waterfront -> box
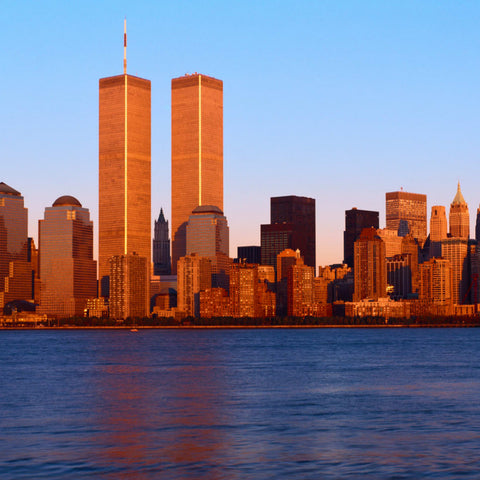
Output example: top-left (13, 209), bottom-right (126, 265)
top-left (1, 328), bottom-right (479, 479)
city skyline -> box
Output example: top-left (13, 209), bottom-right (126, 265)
top-left (3, 2), bottom-right (480, 266)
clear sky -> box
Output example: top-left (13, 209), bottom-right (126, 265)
top-left (2, 1), bottom-right (480, 267)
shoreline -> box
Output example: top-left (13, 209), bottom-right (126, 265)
top-left (1, 324), bottom-right (479, 330)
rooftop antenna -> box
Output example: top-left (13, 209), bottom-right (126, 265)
top-left (123, 17), bottom-right (127, 74)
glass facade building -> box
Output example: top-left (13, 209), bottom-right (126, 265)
top-left (38, 196), bottom-right (97, 317)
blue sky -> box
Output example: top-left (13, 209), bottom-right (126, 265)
top-left (2, 1), bottom-right (480, 266)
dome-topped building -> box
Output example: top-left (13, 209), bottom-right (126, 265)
top-left (449, 182), bottom-right (469, 239)
top-left (52, 196), bottom-right (82, 208)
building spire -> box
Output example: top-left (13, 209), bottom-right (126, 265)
top-left (123, 18), bottom-right (127, 75)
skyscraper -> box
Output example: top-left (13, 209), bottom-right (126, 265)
top-left (343, 208), bottom-right (379, 268)
top-left (449, 182), bottom-right (469, 239)
top-left (441, 238), bottom-right (469, 305)
top-left (171, 73), bottom-right (223, 273)
top-left (38, 196), bottom-right (97, 317)
top-left (353, 227), bottom-right (387, 301)
top-left (386, 190), bottom-right (427, 243)
top-left (186, 205), bottom-right (230, 289)
top-left (0, 183), bottom-right (34, 310)
top-left (430, 205), bottom-right (447, 258)
top-left (153, 208), bottom-right (171, 275)
top-left (261, 195), bottom-right (316, 269)
top-left (99, 22), bottom-right (151, 295)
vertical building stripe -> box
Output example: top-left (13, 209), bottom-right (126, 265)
top-left (124, 75), bottom-right (128, 254)
top-left (198, 75), bottom-right (202, 206)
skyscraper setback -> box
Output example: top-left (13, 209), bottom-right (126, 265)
top-left (171, 74), bottom-right (223, 273)
top-left (98, 23), bottom-right (151, 295)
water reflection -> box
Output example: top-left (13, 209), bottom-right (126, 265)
top-left (91, 332), bottom-right (232, 478)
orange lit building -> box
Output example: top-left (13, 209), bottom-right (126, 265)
top-left (177, 254), bottom-right (212, 317)
top-left (0, 183), bottom-right (36, 310)
top-left (449, 182), bottom-right (469, 239)
top-left (353, 227), bottom-right (387, 301)
top-left (287, 256), bottom-right (314, 317)
top-left (109, 253), bottom-right (149, 319)
top-left (229, 263), bottom-right (259, 318)
top-left (419, 257), bottom-right (452, 307)
top-left (386, 190), bottom-right (427, 243)
top-left (430, 205), bottom-right (447, 258)
top-left (38, 196), bottom-right (97, 317)
top-left (200, 287), bottom-right (230, 318)
top-left (171, 74), bottom-right (223, 273)
top-left (186, 205), bottom-right (230, 289)
top-left (99, 32), bottom-right (151, 296)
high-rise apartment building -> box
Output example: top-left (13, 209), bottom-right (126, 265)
top-left (353, 227), bottom-right (387, 301)
top-left (287, 256), bottom-right (314, 317)
top-left (186, 205), bottom-right (230, 289)
top-left (177, 253), bottom-right (212, 317)
top-left (153, 208), bottom-right (171, 275)
top-left (386, 190), bottom-right (427, 243)
top-left (171, 74), bottom-right (223, 273)
top-left (99, 25), bottom-right (151, 295)
top-left (38, 196), bottom-right (97, 317)
top-left (441, 238), bottom-right (469, 305)
top-left (449, 183), bottom-right (469, 239)
top-left (261, 195), bottom-right (316, 269)
top-left (109, 253), bottom-right (149, 319)
top-left (229, 263), bottom-right (259, 318)
top-left (343, 208), bottom-right (379, 268)
top-left (419, 257), bottom-right (452, 306)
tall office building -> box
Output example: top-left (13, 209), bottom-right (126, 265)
top-left (171, 73), bottom-right (223, 273)
top-left (430, 205), bottom-right (447, 259)
top-left (449, 182), bottom-right (469, 239)
top-left (386, 190), bottom-right (427, 243)
top-left (343, 208), bottom-right (379, 268)
top-left (0, 183), bottom-right (34, 309)
top-left (109, 253), bottom-right (149, 319)
top-left (153, 208), bottom-right (171, 275)
top-left (38, 196), bottom-right (97, 317)
top-left (99, 23), bottom-right (151, 295)
top-left (261, 195), bottom-right (316, 269)
top-left (186, 205), bottom-right (230, 289)
top-left (353, 227), bottom-right (387, 301)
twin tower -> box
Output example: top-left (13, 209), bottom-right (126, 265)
top-left (98, 28), bottom-right (223, 295)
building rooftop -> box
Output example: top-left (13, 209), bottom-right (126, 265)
top-left (0, 182), bottom-right (21, 196)
top-left (192, 205), bottom-right (223, 215)
top-left (53, 195), bottom-right (82, 207)
top-left (451, 182), bottom-right (466, 205)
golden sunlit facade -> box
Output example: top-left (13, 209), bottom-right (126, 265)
top-left (38, 196), bottom-right (97, 317)
top-left (171, 74), bottom-right (223, 273)
top-left (99, 73), bottom-right (151, 295)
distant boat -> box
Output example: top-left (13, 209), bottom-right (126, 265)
top-left (130, 328), bottom-right (138, 332)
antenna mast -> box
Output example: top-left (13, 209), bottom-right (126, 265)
top-left (123, 18), bottom-right (127, 74)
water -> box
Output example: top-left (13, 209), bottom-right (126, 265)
top-left (1, 328), bottom-right (479, 479)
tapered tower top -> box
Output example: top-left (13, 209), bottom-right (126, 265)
top-left (452, 182), bottom-right (466, 205)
